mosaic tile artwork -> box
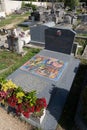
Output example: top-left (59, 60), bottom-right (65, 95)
top-left (20, 55), bottom-right (67, 81)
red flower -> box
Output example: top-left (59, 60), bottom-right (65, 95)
top-left (35, 105), bottom-right (41, 112)
top-left (15, 103), bottom-right (22, 115)
top-left (7, 95), bottom-right (18, 107)
top-left (28, 106), bottom-right (35, 113)
top-left (22, 111), bottom-right (30, 118)
top-left (35, 98), bottom-right (47, 112)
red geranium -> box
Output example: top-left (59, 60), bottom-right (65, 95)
top-left (22, 111), bottom-right (30, 118)
top-left (7, 95), bottom-right (18, 107)
top-left (35, 98), bottom-right (47, 112)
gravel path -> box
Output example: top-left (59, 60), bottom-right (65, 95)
top-left (0, 107), bottom-right (33, 130)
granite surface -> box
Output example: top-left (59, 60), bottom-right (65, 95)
top-left (7, 49), bottom-right (80, 130)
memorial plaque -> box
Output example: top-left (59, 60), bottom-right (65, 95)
top-left (45, 27), bottom-right (76, 54)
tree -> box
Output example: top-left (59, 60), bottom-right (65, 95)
top-left (65, 0), bottom-right (80, 10)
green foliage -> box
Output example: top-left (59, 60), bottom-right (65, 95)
top-left (23, 2), bottom-right (37, 11)
top-left (65, 0), bottom-right (79, 10)
top-left (21, 1), bottom-right (25, 8)
top-left (24, 90), bottom-right (37, 106)
top-left (0, 13), bottom-right (29, 28)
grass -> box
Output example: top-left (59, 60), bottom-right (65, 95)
top-left (0, 47), bottom-right (40, 79)
top-left (0, 12), bottom-right (29, 28)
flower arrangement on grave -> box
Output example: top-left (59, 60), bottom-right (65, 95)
top-left (0, 79), bottom-right (47, 119)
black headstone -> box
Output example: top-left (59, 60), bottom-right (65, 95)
top-left (45, 27), bottom-right (76, 54)
top-left (31, 11), bottom-right (40, 21)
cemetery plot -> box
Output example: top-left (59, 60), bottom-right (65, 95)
top-left (20, 55), bottom-right (67, 81)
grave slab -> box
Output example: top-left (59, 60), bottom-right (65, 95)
top-left (7, 49), bottom-right (80, 130)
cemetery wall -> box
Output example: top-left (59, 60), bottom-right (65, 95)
top-left (25, 1), bottom-right (47, 8)
top-left (4, 0), bottom-right (22, 15)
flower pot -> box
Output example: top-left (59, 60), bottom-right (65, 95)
top-left (30, 108), bottom-right (46, 124)
top-left (20, 109), bottom-right (46, 126)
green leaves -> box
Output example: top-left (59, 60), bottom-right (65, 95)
top-left (24, 90), bottom-right (37, 106)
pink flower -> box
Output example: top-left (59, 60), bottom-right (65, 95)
top-left (0, 91), bottom-right (7, 98)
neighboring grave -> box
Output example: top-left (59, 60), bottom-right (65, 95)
top-left (78, 14), bottom-right (87, 23)
top-left (30, 22), bottom-right (55, 46)
top-left (7, 28), bottom-right (80, 130)
top-left (82, 14), bottom-right (87, 22)
top-left (7, 28), bottom-right (30, 54)
top-left (63, 14), bottom-right (72, 24)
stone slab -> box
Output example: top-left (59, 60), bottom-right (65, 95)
top-left (7, 49), bottom-right (80, 130)
top-left (18, 21), bottom-right (38, 27)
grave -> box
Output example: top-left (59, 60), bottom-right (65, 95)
top-left (78, 14), bottom-right (87, 23)
top-left (7, 28), bottom-right (30, 54)
top-left (30, 21), bottom-right (55, 46)
top-left (7, 28), bottom-right (80, 130)
top-left (18, 21), bottom-right (38, 27)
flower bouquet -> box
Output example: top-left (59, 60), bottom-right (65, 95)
top-left (0, 78), bottom-right (47, 123)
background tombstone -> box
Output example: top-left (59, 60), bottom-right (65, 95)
top-left (30, 11), bottom-right (40, 21)
top-left (82, 14), bottom-right (87, 22)
top-left (63, 14), bottom-right (72, 24)
top-left (30, 22), bottom-right (55, 46)
top-left (45, 27), bottom-right (76, 55)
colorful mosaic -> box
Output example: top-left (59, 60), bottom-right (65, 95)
top-left (20, 55), bottom-right (67, 81)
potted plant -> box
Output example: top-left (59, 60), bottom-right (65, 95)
top-left (0, 79), bottom-right (47, 123)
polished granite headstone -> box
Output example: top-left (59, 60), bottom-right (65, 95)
top-left (45, 27), bottom-right (76, 54)
top-left (7, 28), bottom-right (80, 130)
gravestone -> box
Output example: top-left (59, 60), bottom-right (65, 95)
top-left (45, 27), bottom-right (76, 54)
top-left (7, 29), bottom-right (28, 54)
top-left (31, 11), bottom-right (40, 21)
top-left (82, 14), bottom-right (87, 22)
top-left (30, 22), bottom-right (55, 45)
top-left (78, 14), bottom-right (87, 23)
top-left (63, 14), bottom-right (72, 24)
